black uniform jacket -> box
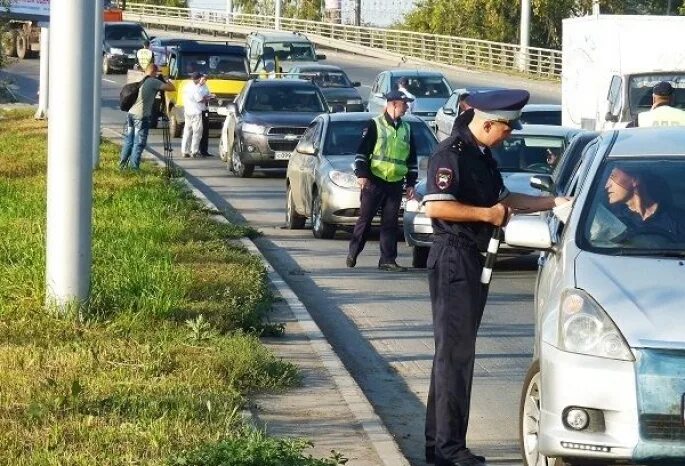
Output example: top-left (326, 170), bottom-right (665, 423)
top-left (354, 112), bottom-right (419, 187)
top-left (423, 115), bottom-right (509, 251)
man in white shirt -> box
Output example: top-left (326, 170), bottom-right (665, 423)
top-left (181, 72), bottom-right (207, 158)
top-left (397, 77), bottom-right (416, 114)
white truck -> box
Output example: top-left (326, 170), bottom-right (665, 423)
top-left (562, 15), bottom-right (685, 130)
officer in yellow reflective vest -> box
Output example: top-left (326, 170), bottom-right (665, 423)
top-left (136, 40), bottom-right (154, 71)
top-left (628, 81), bottom-right (685, 127)
top-left (347, 91), bottom-right (418, 271)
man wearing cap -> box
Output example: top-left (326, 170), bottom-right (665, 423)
top-left (347, 90), bottom-right (419, 271)
top-left (631, 81), bottom-right (685, 127)
top-left (421, 90), bottom-right (571, 466)
top-left (136, 40), bottom-right (154, 71)
top-left (181, 72), bottom-right (208, 158)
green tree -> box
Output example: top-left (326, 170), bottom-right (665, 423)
top-left (136, 0), bottom-right (188, 7)
top-left (0, 0), bottom-right (9, 70)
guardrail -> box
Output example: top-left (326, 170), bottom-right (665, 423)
top-left (123, 2), bottom-right (561, 80)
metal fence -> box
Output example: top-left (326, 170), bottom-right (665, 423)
top-left (124, 2), bottom-right (562, 80)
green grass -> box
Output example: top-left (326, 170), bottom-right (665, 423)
top-left (0, 109), bottom-right (341, 465)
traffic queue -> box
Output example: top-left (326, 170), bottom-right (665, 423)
top-left (117, 21), bottom-right (685, 466)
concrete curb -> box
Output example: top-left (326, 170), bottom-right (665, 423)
top-left (102, 126), bottom-right (411, 466)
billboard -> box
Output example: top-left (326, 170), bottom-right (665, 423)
top-left (6, 0), bottom-right (50, 20)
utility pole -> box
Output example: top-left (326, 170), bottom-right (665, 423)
top-left (518, 0), bottom-right (531, 72)
top-left (34, 25), bottom-right (49, 120)
top-left (93, 0), bottom-right (104, 168)
top-left (275, 0), bottom-right (282, 30)
top-left (667, 0), bottom-right (673, 15)
top-left (45, 0), bottom-right (96, 312)
top-left (593, 0), bottom-right (600, 15)
top-left (354, 0), bottom-right (361, 26)
top-left (226, 0), bottom-right (233, 24)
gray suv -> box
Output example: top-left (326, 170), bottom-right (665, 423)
top-left (246, 31), bottom-right (326, 74)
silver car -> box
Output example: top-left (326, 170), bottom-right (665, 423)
top-left (404, 125), bottom-right (580, 268)
top-left (285, 112), bottom-right (437, 239)
top-left (366, 69), bottom-right (452, 132)
top-left (505, 126), bottom-right (685, 466)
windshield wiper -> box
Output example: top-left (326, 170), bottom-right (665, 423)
top-left (614, 249), bottom-right (685, 258)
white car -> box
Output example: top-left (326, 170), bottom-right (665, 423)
top-left (505, 126), bottom-right (685, 466)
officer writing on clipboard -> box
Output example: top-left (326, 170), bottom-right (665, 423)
top-left (422, 90), bottom-right (571, 466)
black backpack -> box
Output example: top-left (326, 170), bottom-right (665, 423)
top-left (119, 76), bottom-right (149, 111)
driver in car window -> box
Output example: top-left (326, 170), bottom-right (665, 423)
top-left (596, 166), bottom-right (685, 244)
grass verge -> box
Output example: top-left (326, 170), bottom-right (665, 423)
top-left (0, 109), bottom-right (344, 465)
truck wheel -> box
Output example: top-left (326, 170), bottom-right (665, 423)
top-left (169, 109), bottom-right (183, 138)
top-left (412, 246), bottom-right (429, 269)
top-left (102, 56), bottom-right (111, 75)
top-left (1, 30), bottom-right (18, 58)
top-left (16, 33), bottom-right (30, 60)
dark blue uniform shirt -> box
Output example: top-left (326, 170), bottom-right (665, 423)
top-left (423, 123), bottom-right (509, 251)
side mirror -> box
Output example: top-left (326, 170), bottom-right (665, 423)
top-left (504, 216), bottom-right (553, 251)
top-left (443, 107), bottom-right (455, 116)
top-left (296, 140), bottom-right (316, 156)
top-left (316, 54), bottom-right (327, 60)
top-left (352, 81), bottom-right (361, 87)
top-left (530, 174), bottom-right (554, 193)
top-left (605, 112), bottom-right (619, 122)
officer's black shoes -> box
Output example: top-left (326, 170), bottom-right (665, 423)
top-left (425, 446), bottom-right (435, 464)
top-left (435, 449), bottom-right (487, 466)
top-left (378, 262), bottom-right (407, 272)
top-left (346, 255), bottom-right (356, 268)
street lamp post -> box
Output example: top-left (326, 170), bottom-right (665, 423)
top-left (518, 0), bottom-right (531, 72)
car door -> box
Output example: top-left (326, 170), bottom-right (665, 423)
top-left (303, 119), bottom-right (324, 216)
top-left (436, 92), bottom-right (459, 141)
top-left (289, 120), bottom-right (320, 216)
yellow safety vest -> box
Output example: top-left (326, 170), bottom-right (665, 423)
top-left (637, 105), bottom-right (685, 127)
top-left (370, 115), bottom-right (410, 182)
top-left (137, 48), bottom-right (153, 70)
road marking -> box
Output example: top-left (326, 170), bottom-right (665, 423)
top-left (102, 78), bottom-right (117, 84)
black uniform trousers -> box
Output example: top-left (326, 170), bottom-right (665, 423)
top-left (200, 110), bottom-right (210, 155)
top-left (425, 234), bottom-right (487, 464)
top-left (348, 177), bottom-right (403, 264)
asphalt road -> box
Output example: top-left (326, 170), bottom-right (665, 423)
top-left (1, 39), bottom-right (559, 465)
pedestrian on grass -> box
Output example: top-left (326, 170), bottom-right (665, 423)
top-left (346, 91), bottom-right (418, 272)
top-left (119, 63), bottom-right (174, 170)
top-left (422, 89), bottom-right (571, 466)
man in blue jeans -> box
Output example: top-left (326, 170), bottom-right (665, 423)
top-left (120, 63), bottom-right (175, 170)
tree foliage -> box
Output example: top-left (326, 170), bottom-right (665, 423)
top-left (134, 0), bottom-right (188, 7)
top-left (402, 0), bottom-right (685, 49)
top-left (233, 0), bottom-right (323, 20)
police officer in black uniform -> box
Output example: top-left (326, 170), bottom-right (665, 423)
top-left (422, 90), bottom-right (571, 466)
top-left (347, 90), bottom-right (419, 271)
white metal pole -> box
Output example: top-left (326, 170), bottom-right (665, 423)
top-left (35, 26), bottom-right (49, 119)
top-left (226, 0), bottom-right (233, 24)
top-left (592, 0), bottom-right (600, 15)
top-left (275, 0), bottom-right (282, 30)
top-left (518, 0), bottom-right (531, 72)
top-left (46, 0), bottom-right (96, 311)
top-left (93, 0), bottom-right (104, 168)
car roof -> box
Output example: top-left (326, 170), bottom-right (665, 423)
top-left (104, 21), bottom-right (142, 27)
top-left (321, 113), bottom-right (426, 124)
top-left (522, 104), bottom-right (561, 112)
top-left (174, 42), bottom-right (245, 55)
top-left (386, 69), bottom-right (446, 77)
top-left (250, 31), bottom-right (310, 42)
top-left (608, 127), bottom-right (685, 157)
top-left (513, 124), bottom-right (579, 138)
top-left (293, 64), bottom-right (344, 72)
top-left (251, 78), bottom-right (319, 87)
top-left (451, 87), bottom-right (503, 95)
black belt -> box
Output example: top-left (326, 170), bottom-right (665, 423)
top-left (433, 234), bottom-right (485, 255)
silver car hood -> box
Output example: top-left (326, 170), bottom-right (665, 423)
top-left (325, 155), bottom-right (356, 173)
top-left (575, 252), bottom-right (685, 350)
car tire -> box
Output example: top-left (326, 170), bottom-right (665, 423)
top-left (412, 246), bottom-right (429, 269)
top-left (169, 108), bottom-right (183, 138)
top-left (102, 55), bottom-right (111, 75)
top-left (312, 190), bottom-right (335, 239)
top-left (520, 361), bottom-right (572, 466)
top-left (286, 184), bottom-right (306, 229)
top-left (231, 140), bottom-right (253, 178)
top-left (1, 30), bottom-right (18, 58)
top-left (16, 32), bottom-right (31, 59)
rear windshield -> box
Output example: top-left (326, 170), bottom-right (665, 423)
top-left (491, 135), bottom-right (567, 174)
top-left (266, 41), bottom-right (316, 62)
top-left (105, 25), bottom-right (147, 41)
top-left (519, 110), bottom-right (561, 126)
top-left (323, 120), bottom-right (437, 156)
top-left (390, 76), bottom-right (451, 98)
top-left (297, 70), bottom-right (351, 88)
top-left (245, 86), bottom-right (326, 112)
top-left (578, 158), bottom-right (685, 257)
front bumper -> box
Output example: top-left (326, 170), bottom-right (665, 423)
top-left (321, 180), bottom-right (406, 227)
top-left (236, 131), bottom-right (301, 167)
top-left (106, 53), bottom-right (136, 70)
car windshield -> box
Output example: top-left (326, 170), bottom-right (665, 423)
top-left (267, 41), bottom-right (315, 61)
top-left (322, 120), bottom-right (437, 156)
top-left (180, 54), bottom-right (249, 79)
top-left (578, 158), bottom-right (685, 256)
top-left (519, 110), bottom-right (561, 126)
top-left (104, 25), bottom-right (147, 41)
top-left (492, 135), bottom-right (567, 174)
top-left (245, 86), bottom-right (326, 112)
top-left (298, 70), bottom-right (351, 88)
top-left (390, 76), bottom-right (451, 98)
top-left (628, 74), bottom-right (685, 114)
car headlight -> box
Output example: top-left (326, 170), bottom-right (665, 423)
top-left (557, 289), bottom-right (634, 361)
top-left (242, 123), bottom-right (266, 135)
top-left (347, 99), bottom-right (362, 105)
top-left (404, 199), bottom-right (424, 213)
top-left (109, 47), bottom-right (125, 55)
top-left (328, 170), bottom-right (357, 188)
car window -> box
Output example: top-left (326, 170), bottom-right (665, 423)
top-left (266, 41), bottom-right (315, 61)
top-left (245, 86), bottom-right (327, 113)
top-left (519, 110), bottom-right (562, 126)
top-left (322, 120), bottom-right (437, 156)
top-left (104, 25), bottom-right (147, 41)
top-left (444, 93), bottom-right (458, 111)
top-left (298, 70), bottom-right (351, 88)
top-left (491, 135), bottom-right (567, 174)
top-left (578, 158), bottom-right (685, 255)
top-left (377, 74), bottom-right (388, 94)
top-left (390, 76), bottom-right (451, 98)
top-left (179, 53), bottom-right (249, 78)
top-left (553, 135), bottom-right (598, 194)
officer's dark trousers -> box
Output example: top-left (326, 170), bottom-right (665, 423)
top-left (348, 178), bottom-right (403, 264)
top-left (425, 235), bottom-right (487, 463)
top-left (200, 110), bottom-right (210, 155)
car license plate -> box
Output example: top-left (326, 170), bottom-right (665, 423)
top-left (274, 152), bottom-right (291, 160)
top-left (208, 106), bottom-right (218, 113)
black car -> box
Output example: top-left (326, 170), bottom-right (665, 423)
top-left (285, 64), bottom-right (363, 112)
top-left (102, 22), bottom-right (149, 74)
top-left (218, 79), bottom-right (328, 178)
